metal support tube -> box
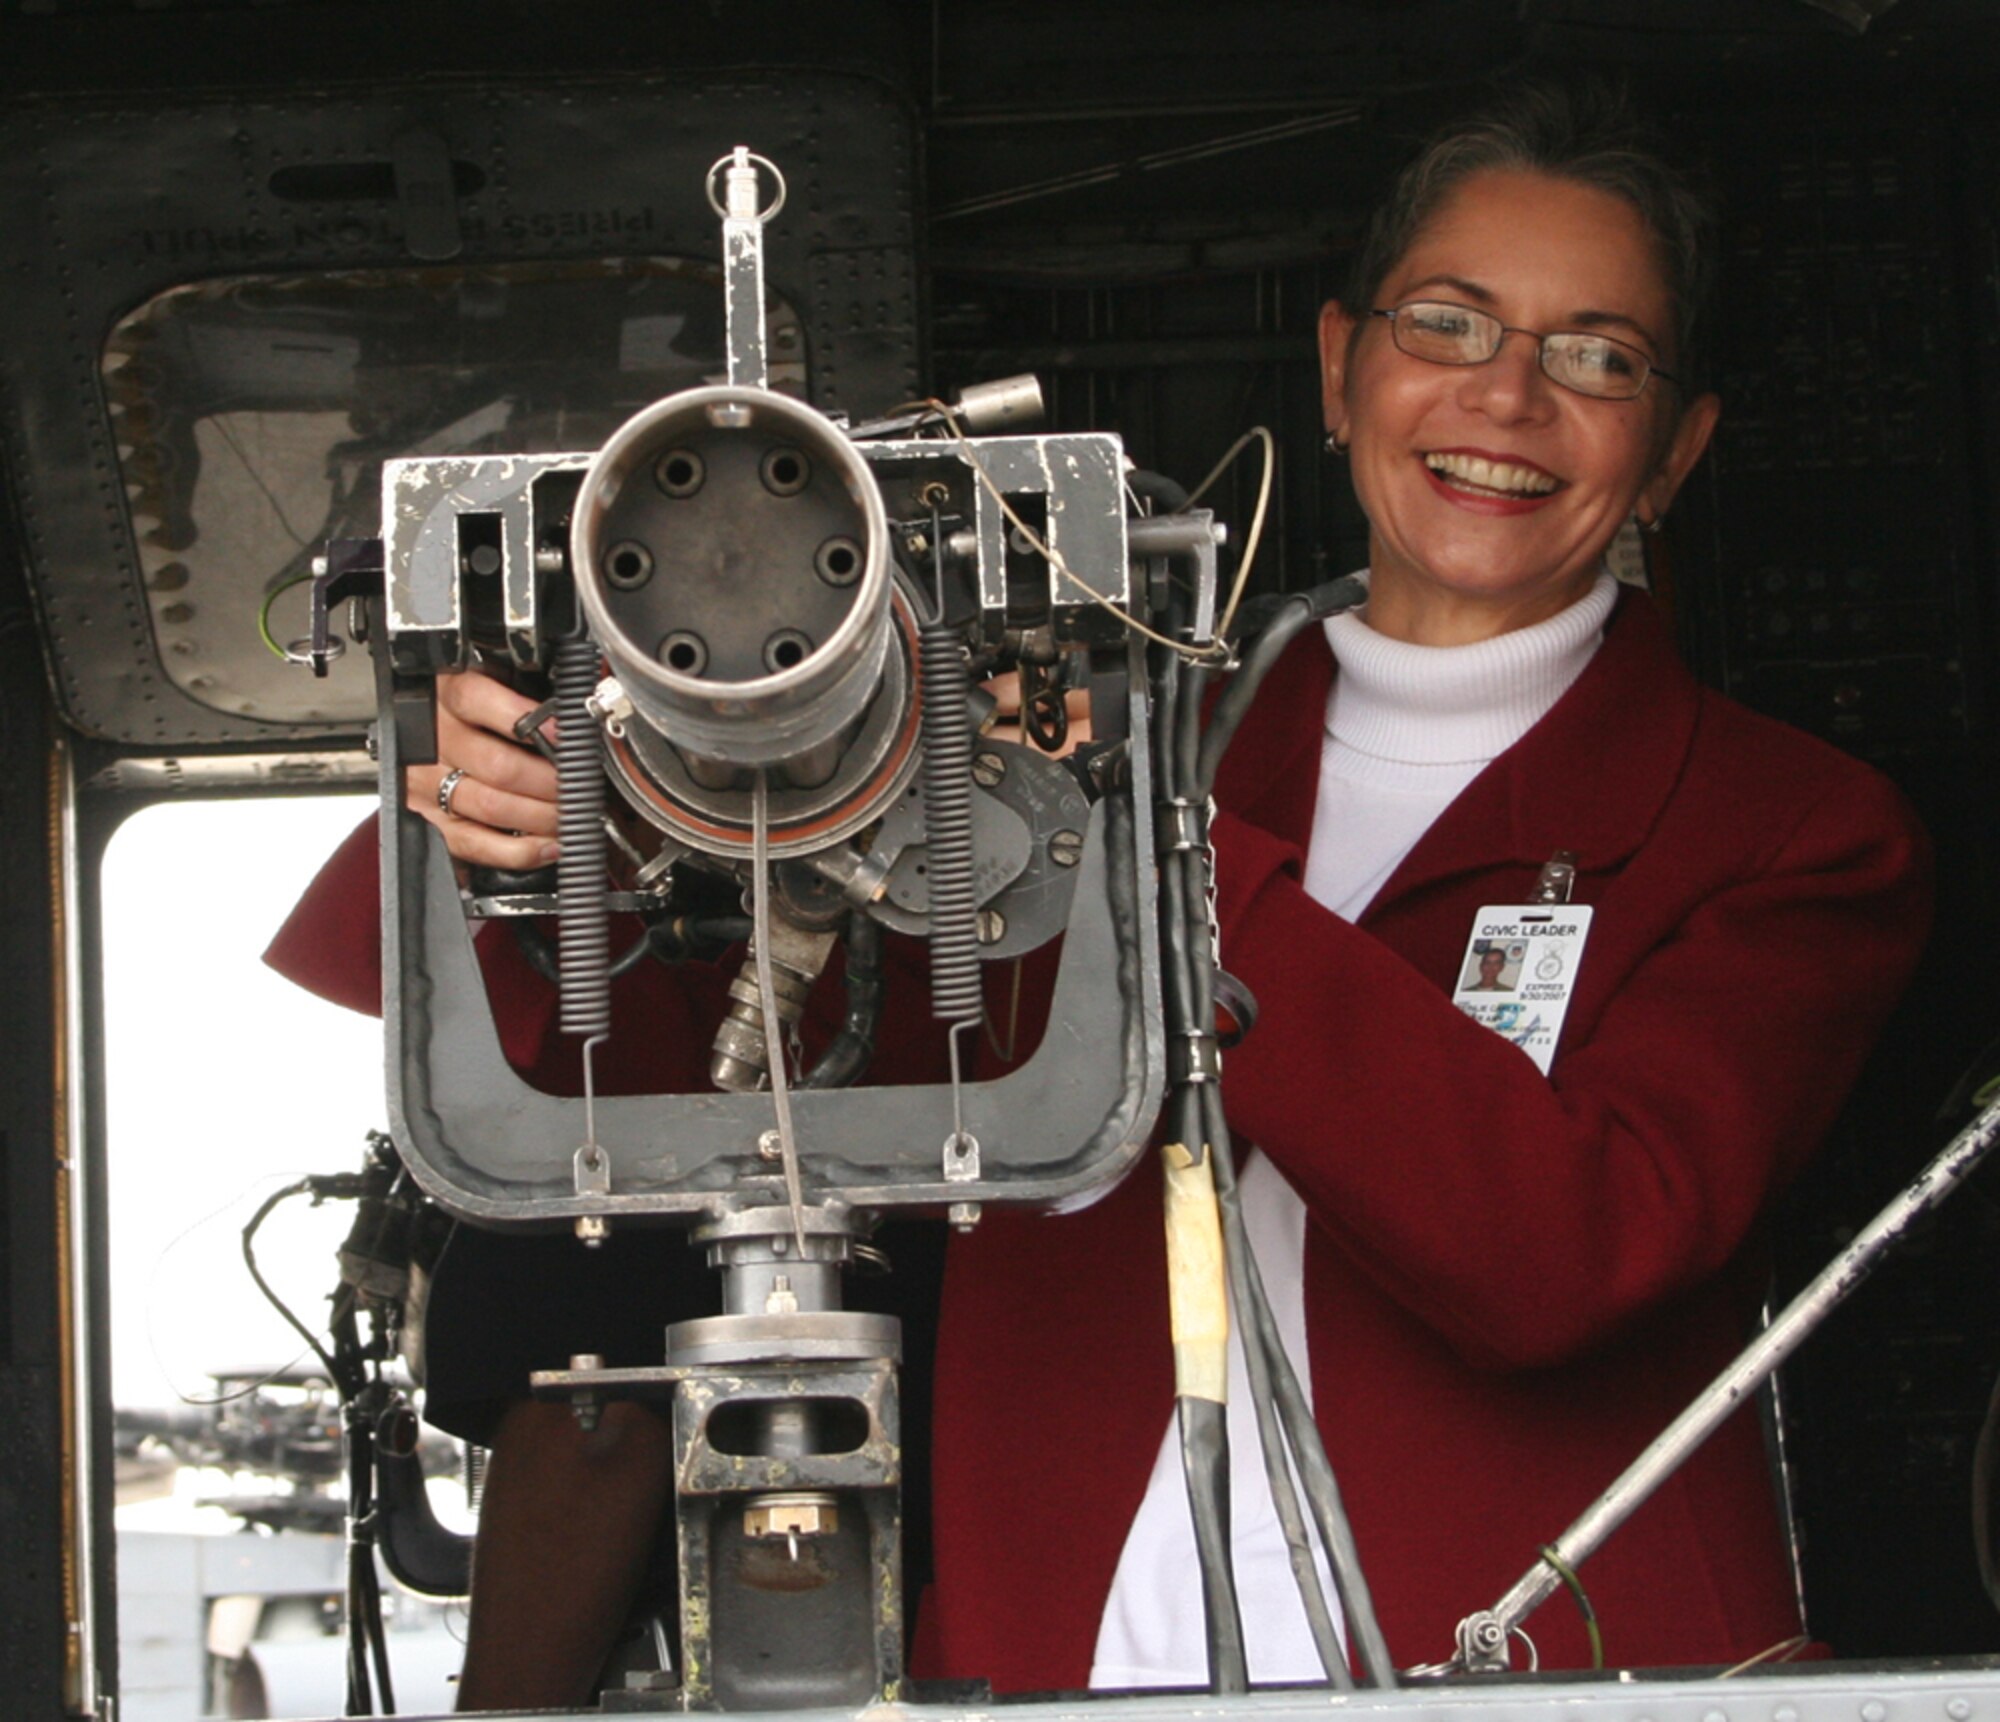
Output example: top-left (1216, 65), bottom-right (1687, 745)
top-left (1454, 1092), bottom-right (2000, 1671)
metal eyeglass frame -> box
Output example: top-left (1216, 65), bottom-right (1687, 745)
top-left (1370, 300), bottom-right (1680, 400)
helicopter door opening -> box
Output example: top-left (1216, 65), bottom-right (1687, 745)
top-left (101, 793), bottom-right (470, 1722)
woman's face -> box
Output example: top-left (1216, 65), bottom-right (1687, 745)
top-left (1320, 168), bottom-right (1719, 645)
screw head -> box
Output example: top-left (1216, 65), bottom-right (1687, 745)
top-left (1049, 828), bottom-right (1084, 868)
top-left (976, 908), bottom-right (1006, 945)
top-left (972, 751), bottom-right (1006, 788)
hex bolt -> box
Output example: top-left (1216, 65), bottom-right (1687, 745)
top-left (743, 1492), bottom-right (838, 1542)
top-left (972, 751), bottom-right (1006, 788)
top-left (569, 1355), bottom-right (605, 1433)
top-left (1049, 828), bottom-right (1084, 868)
top-left (949, 1202), bottom-right (981, 1232)
top-left (575, 1215), bottom-right (610, 1247)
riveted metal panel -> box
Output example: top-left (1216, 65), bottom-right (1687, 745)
top-left (0, 71), bottom-right (919, 746)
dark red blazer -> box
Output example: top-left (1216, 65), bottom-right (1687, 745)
top-left (923, 591), bottom-right (1931, 1687)
top-left (271, 593), bottom-right (1930, 1685)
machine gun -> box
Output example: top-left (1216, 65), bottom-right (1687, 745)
top-left (299, 147), bottom-right (1286, 1710)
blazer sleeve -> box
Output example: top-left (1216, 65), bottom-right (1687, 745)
top-left (265, 813), bottom-right (953, 1092)
top-left (1208, 765), bottom-right (1932, 1372)
top-left (264, 813), bottom-right (383, 1017)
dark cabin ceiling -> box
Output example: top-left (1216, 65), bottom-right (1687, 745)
top-left (2, 0), bottom-right (1999, 752)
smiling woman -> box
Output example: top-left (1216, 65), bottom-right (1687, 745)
top-left (1320, 166), bottom-right (1719, 643)
top-left (922, 83), bottom-right (1934, 1691)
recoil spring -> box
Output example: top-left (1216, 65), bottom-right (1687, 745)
top-left (918, 616), bottom-right (982, 1024)
top-left (554, 634), bottom-right (611, 1037)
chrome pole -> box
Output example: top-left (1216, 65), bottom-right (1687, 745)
top-left (1450, 1091), bottom-right (2000, 1672)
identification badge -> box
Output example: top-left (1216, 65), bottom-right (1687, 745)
top-left (1451, 905), bottom-right (1594, 1076)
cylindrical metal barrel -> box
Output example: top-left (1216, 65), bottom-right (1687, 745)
top-left (572, 385), bottom-right (892, 768)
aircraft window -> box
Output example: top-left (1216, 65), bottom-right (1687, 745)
top-left (100, 259), bottom-right (805, 730)
top-left (103, 794), bottom-right (468, 1718)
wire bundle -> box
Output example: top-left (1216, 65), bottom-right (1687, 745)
top-left (1150, 541), bottom-right (1386, 1692)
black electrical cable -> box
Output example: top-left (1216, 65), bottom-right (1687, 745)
top-left (1201, 1077), bottom-right (1392, 1687)
top-left (1190, 626), bottom-right (1394, 1683)
top-left (798, 911), bottom-right (884, 1090)
top-left (1159, 866), bottom-right (1249, 1692)
top-left (508, 919), bottom-right (656, 986)
top-left (244, 1175), bottom-right (417, 1715)
top-left (1127, 470), bottom-right (1192, 513)
top-left (328, 1270), bottom-right (398, 1717)
top-left (241, 1182), bottom-right (353, 1396)
top-left (1196, 1085), bottom-right (1353, 1688)
top-left (1148, 599), bottom-right (1249, 1695)
top-left (1196, 575), bottom-right (1369, 794)
top-left (1161, 565), bottom-right (1392, 1686)
top-left (340, 1383), bottom-right (396, 1717)
top-left (1177, 1394), bottom-right (1246, 1682)
top-left (1163, 637), bottom-right (1350, 1688)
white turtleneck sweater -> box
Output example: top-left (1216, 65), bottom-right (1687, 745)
top-left (1088, 572), bottom-right (1618, 1690)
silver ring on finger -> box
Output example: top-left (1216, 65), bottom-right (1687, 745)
top-left (437, 766), bottom-right (470, 819)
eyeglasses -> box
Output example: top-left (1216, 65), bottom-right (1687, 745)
top-left (1371, 301), bottom-right (1678, 401)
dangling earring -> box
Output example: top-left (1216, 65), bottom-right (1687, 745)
top-left (1639, 513), bottom-right (1666, 536)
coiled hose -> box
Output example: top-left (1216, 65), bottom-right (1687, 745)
top-left (553, 634), bottom-right (611, 1037)
top-left (917, 616), bottom-right (982, 1024)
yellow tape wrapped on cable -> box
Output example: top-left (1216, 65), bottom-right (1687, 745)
top-left (1161, 1139), bottom-right (1229, 1404)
